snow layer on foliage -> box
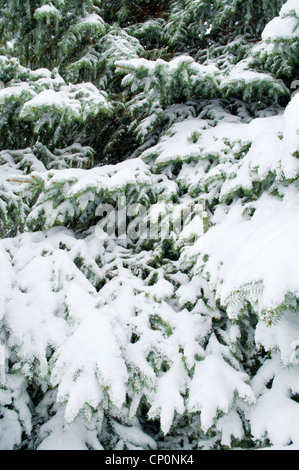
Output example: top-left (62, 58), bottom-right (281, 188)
top-left (0, 62), bottom-right (112, 137)
top-left (29, 158), bottom-right (153, 192)
top-left (0, 409), bottom-right (22, 450)
top-left (128, 92), bottom-right (299, 448)
top-left (263, 0), bottom-right (299, 40)
top-left (20, 157), bottom-right (178, 233)
top-left (280, 0), bottom-right (299, 16)
top-left (37, 406), bottom-right (104, 450)
top-left (34, 4), bottom-right (62, 21)
top-left (79, 13), bottom-right (105, 26)
top-left (143, 95), bottom-right (299, 323)
top-left (2, 90), bottom-right (299, 449)
top-left (188, 334), bottom-right (255, 433)
top-left (0, 223), bottom-right (254, 448)
top-left (116, 55), bottom-right (218, 76)
top-left (0, 245), bottom-right (13, 321)
top-left (197, 188), bottom-right (299, 319)
top-left (250, 361), bottom-right (299, 448)
top-left (0, 83), bottom-right (35, 104)
top-left (20, 83), bottom-right (111, 123)
top-left (256, 311), bottom-right (299, 366)
top-left (142, 112), bottom-right (283, 172)
top-left (111, 420), bottom-right (157, 451)
top-left (282, 93), bottom-right (299, 164)
top-left (263, 16), bottom-right (299, 40)
top-left (23, 89), bottom-right (72, 110)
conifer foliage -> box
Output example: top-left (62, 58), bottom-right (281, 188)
top-left (1, 0), bottom-right (299, 450)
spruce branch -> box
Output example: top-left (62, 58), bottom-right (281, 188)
top-left (131, 2), bottom-right (151, 19)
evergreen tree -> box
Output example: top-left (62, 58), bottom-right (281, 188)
top-left (1, 0), bottom-right (299, 450)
